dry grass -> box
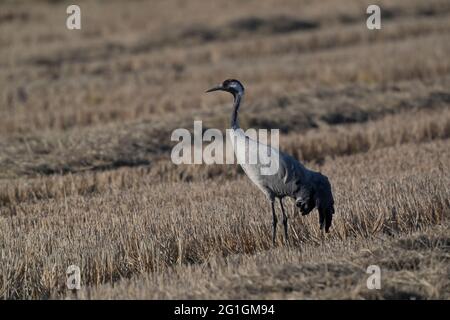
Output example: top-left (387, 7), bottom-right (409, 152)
top-left (72, 223), bottom-right (450, 299)
top-left (1, 140), bottom-right (448, 299)
top-left (0, 0), bottom-right (449, 299)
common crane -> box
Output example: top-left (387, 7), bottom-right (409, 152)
top-left (206, 79), bottom-right (335, 245)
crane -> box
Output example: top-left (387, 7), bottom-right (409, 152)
top-left (206, 79), bottom-right (335, 245)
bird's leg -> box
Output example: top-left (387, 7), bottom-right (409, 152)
top-left (271, 200), bottom-right (277, 245)
top-left (279, 198), bottom-right (289, 244)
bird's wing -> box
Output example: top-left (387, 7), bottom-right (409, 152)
top-left (311, 172), bottom-right (335, 232)
top-left (279, 151), bottom-right (308, 186)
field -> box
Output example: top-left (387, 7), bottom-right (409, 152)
top-left (0, 0), bottom-right (449, 299)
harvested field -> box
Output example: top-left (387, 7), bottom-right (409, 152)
top-left (0, 0), bottom-right (449, 299)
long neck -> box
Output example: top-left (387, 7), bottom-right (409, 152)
top-left (231, 93), bottom-right (242, 130)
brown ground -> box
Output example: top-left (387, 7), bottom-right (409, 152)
top-left (0, 0), bottom-right (449, 299)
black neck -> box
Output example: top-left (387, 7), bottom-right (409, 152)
top-left (231, 93), bottom-right (242, 130)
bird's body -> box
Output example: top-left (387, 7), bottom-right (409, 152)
top-left (229, 127), bottom-right (274, 196)
top-left (207, 79), bottom-right (335, 244)
top-left (230, 127), bottom-right (301, 198)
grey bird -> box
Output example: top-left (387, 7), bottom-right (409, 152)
top-left (206, 79), bottom-right (335, 245)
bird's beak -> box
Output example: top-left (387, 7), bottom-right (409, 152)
top-left (205, 85), bottom-right (224, 93)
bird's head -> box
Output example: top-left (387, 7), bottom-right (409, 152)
top-left (206, 79), bottom-right (245, 97)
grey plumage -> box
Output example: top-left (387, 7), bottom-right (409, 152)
top-left (206, 79), bottom-right (335, 244)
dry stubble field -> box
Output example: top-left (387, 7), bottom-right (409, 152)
top-left (0, 0), bottom-right (449, 299)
